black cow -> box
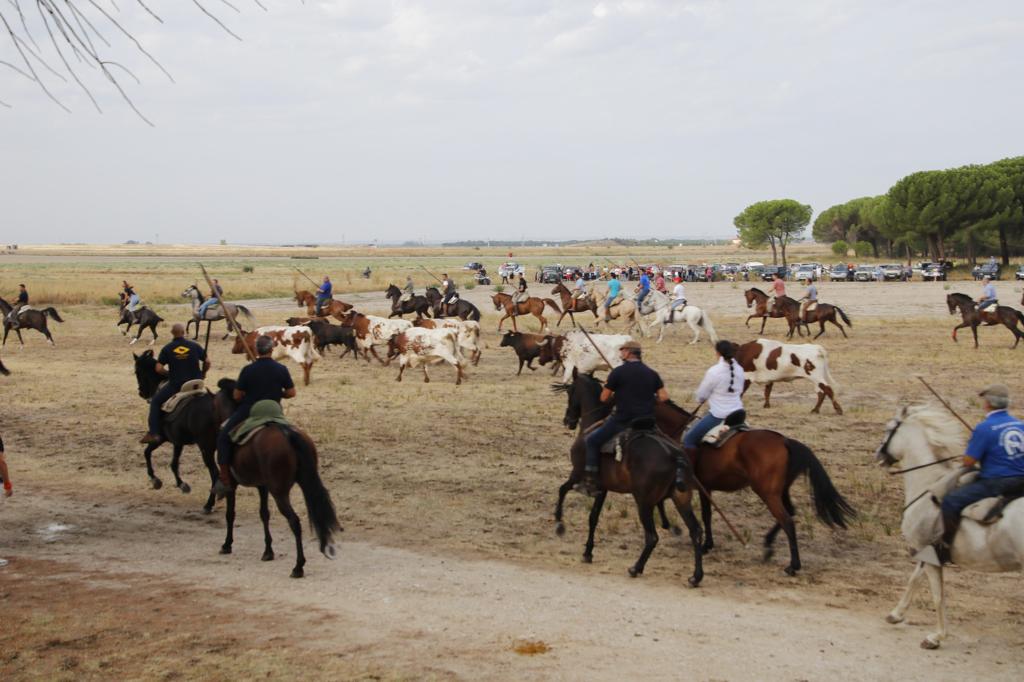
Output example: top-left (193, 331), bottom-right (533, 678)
top-left (499, 331), bottom-right (556, 375)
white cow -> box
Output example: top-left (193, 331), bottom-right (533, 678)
top-left (342, 311), bottom-right (413, 363)
top-left (389, 327), bottom-right (465, 384)
top-left (557, 330), bottom-right (632, 383)
top-left (414, 318), bottom-right (482, 365)
top-left (736, 338), bottom-right (841, 414)
top-left (233, 325), bottom-right (322, 385)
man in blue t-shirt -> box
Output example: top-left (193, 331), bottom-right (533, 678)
top-left (315, 276), bottom-right (333, 316)
top-left (577, 340), bottom-right (668, 496)
top-left (214, 334), bottom-right (296, 497)
top-left (977, 276), bottom-right (997, 311)
top-left (936, 383), bottom-right (1024, 563)
top-left (603, 274), bottom-right (622, 321)
top-left (635, 270), bottom-right (651, 309)
top-left (140, 323), bottom-right (210, 444)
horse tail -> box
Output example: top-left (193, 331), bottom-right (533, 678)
top-left (784, 438), bottom-right (855, 529)
top-left (0, 358), bottom-right (9, 376)
top-left (43, 308), bottom-right (64, 323)
top-left (1016, 309), bottom-right (1024, 329)
top-left (542, 298), bottom-right (563, 314)
top-left (235, 305), bottom-right (254, 321)
top-left (283, 426), bottom-right (341, 558)
top-left (698, 309), bottom-right (718, 343)
top-left (466, 303), bottom-right (481, 322)
top-left (836, 306), bottom-right (852, 327)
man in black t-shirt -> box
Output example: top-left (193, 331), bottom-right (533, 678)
top-left (214, 335), bottom-right (296, 497)
top-left (140, 323), bottom-right (210, 444)
top-left (578, 340), bottom-right (668, 496)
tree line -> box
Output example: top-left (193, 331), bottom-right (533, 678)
top-left (735, 156), bottom-right (1024, 266)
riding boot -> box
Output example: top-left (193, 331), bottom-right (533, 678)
top-left (213, 463), bottom-right (235, 500)
top-left (676, 447), bottom-right (697, 491)
top-left (934, 510), bottom-right (960, 565)
top-left (575, 467), bottom-right (602, 497)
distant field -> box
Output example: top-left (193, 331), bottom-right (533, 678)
top-left (0, 242), bottom-right (1006, 306)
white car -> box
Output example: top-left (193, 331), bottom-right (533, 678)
top-left (498, 262), bottom-right (525, 278)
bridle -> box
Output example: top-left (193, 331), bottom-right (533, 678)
top-left (877, 416), bottom-right (962, 475)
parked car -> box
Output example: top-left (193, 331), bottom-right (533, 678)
top-left (880, 264), bottom-right (904, 281)
top-left (829, 264), bottom-right (853, 282)
top-left (854, 266), bottom-right (877, 282)
top-left (498, 262), bottom-right (525, 278)
top-left (921, 264), bottom-right (946, 281)
top-left (462, 261), bottom-right (483, 271)
top-left (1016, 264), bottom-right (1024, 281)
top-left (972, 262), bottom-right (1002, 280)
top-left (537, 265), bottom-right (564, 283)
top-left (793, 266), bottom-right (817, 282)
top-left (761, 265), bottom-right (788, 281)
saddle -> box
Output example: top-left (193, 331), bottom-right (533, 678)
top-left (596, 417), bottom-right (684, 463)
top-left (700, 410), bottom-right (749, 448)
top-left (962, 477), bottom-right (1024, 524)
top-left (161, 379), bottom-right (206, 414)
top-left (230, 399), bottom-right (291, 445)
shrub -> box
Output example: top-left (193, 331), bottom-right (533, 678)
top-left (853, 241), bottom-right (873, 257)
top-left (493, 284), bottom-right (506, 293)
top-left (242, 265), bottom-right (255, 273)
top-left (831, 240), bottom-right (849, 256)
top-left (464, 281), bottom-right (476, 290)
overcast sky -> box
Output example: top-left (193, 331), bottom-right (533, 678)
top-left (2, 1), bottom-right (1022, 244)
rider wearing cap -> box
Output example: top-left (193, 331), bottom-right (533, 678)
top-left (578, 340), bottom-right (669, 496)
top-left (935, 383), bottom-right (1024, 564)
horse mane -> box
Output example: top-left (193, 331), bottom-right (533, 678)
top-left (903, 403), bottom-right (967, 456)
top-left (662, 399), bottom-right (692, 419)
top-left (747, 287), bottom-right (766, 297)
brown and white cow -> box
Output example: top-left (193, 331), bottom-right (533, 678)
top-left (340, 311), bottom-right (412, 364)
top-left (735, 338), bottom-right (841, 414)
top-left (388, 327), bottom-right (465, 384)
top-left (232, 325), bottom-right (321, 386)
top-left (414, 318), bottom-right (482, 366)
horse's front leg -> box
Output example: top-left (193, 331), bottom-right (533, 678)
top-left (921, 564), bottom-right (947, 649)
top-left (886, 561), bottom-right (927, 625)
top-left (582, 491), bottom-right (607, 563)
top-left (144, 442), bottom-right (163, 489)
top-left (656, 500), bottom-right (681, 535)
top-left (170, 443), bottom-right (191, 494)
top-left (554, 475), bottom-right (578, 536)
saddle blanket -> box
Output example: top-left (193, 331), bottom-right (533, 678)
top-left (701, 423), bottom-right (749, 448)
top-left (162, 379), bottom-right (206, 413)
top-left (231, 399), bottom-right (291, 445)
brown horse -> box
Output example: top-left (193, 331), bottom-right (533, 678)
top-left (214, 380), bottom-right (342, 578)
top-left (294, 289), bottom-right (352, 321)
top-left (550, 282), bottom-right (598, 327)
top-left (947, 292), bottom-right (1024, 348)
top-left (492, 292), bottom-right (561, 332)
top-left (0, 297), bottom-right (63, 346)
top-left (771, 296), bottom-right (852, 339)
top-left (553, 372), bottom-right (704, 586)
top-left (743, 287), bottom-right (789, 334)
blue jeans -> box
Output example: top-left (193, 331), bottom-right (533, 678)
top-left (583, 416), bottom-right (630, 472)
top-left (635, 290), bottom-right (649, 306)
top-left (315, 296), bottom-right (330, 315)
top-left (978, 298), bottom-right (997, 311)
top-left (941, 476), bottom-right (1024, 516)
top-left (197, 298), bottom-right (219, 318)
top-left (683, 413), bottom-right (724, 448)
top-left (216, 404), bottom-right (252, 466)
top-left (147, 382), bottom-right (182, 436)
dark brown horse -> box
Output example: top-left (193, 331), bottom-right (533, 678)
top-left (743, 287), bottom-right (789, 334)
top-left (550, 281), bottom-right (598, 327)
top-left (771, 296), bottom-right (852, 339)
top-left (294, 289), bottom-right (353, 321)
top-left (492, 292), bottom-right (561, 332)
top-left (553, 371), bottom-right (704, 586)
top-left (424, 287), bottom-right (482, 321)
top-left (947, 292), bottom-right (1024, 348)
top-left (0, 297), bottom-right (63, 346)
top-left (214, 380), bottom-right (342, 578)
top-left (117, 292), bottom-right (164, 345)
top-left (384, 284), bottom-right (430, 319)
top-left (133, 351), bottom-right (219, 513)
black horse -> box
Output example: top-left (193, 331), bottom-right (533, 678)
top-left (117, 292), bottom-right (164, 345)
top-left (0, 297), bottom-right (63, 346)
top-left (947, 292), bottom-right (1024, 348)
top-left (133, 350), bottom-right (219, 513)
top-left (424, 286), bottom-right (482, 321)
top-left (384, 284), bottom-right (431, 319)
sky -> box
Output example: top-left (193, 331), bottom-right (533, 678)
top-left (2, 1), bottom-right (1023, 245)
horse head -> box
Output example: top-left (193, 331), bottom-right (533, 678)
top-left (491, 293), bottom-right (508, 311)
top-left (946, 293), bottom-right (971, 315)
top-left (874, 404), bottom-right (965, 472)
top-left (181, 284), bottom-right (199, 300)
top-left (744, 289), bottom-right (756, 307)
top-left (294, 290), bottom-right (308, 307)
top-left (386, 284), bottom-right (400, 298)
top-left (132, 349), bottom-right (161, 400)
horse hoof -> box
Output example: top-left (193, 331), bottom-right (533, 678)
top-left (555, 522), bottom-right (565, 536)
top-left (202, 506), bottom-right (214, 515)
top-left (323, 544), bottom-right (337, 560)
top-left (701, 543), bottom-right (714, 554)
top-left (178, 482), bottom-right (191, 494)
top-left (762, 547), bottom-right (775, 563)
top-left (290, 568), bottom-right (304, 579)
top-left (151, 478), bottom-right (163, 490)
top-left (920, 638), bottom-right (940, 650)
top-left (784, 566), bottom-right (798, 577)
top-left (261, 551), bottom-right (274, 562)
top-left (581, 554), bottom-right (593, 564)
top-left (885, 614), bottom-right (904, 625)
top-left (688, 575), bottom-right (702, 588)
top-left (220, 545), bottom-right (232, 555)
top-left (670, 525), bottom-right (682, 537)
top-left (628, 566), bottom-right (639, 578)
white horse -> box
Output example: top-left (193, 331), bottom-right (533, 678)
top-left (874, 404), bottom-right (1024, 649)
top-left (641, 289), bottom-right (719, 344)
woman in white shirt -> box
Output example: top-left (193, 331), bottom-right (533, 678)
top-left (683, 340), bottom-right (746, 453)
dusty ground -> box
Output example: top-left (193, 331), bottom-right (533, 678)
top-left (2, 277), bottom-right (1024, 680)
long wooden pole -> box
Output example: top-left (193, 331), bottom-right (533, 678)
top-left (294, 267), bottom-right (320, 289)
top-left (915, 375), bottom-right (973, 432)
top-left (198, 263), bottom-right (256, 362)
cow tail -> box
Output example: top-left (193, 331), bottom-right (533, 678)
top-left (785, 438), bottom-right (856, 529)
top-left (544, 298), bottom-right (563, 314)
top-left (836, 306), bottom-right (852, 327)
top-left (43, 308), bottom-right (64, 323)
top-left (283, 426), bottom-right (341, 559)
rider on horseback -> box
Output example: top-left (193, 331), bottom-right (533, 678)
top-left (197, 279), bottom-right (223, 319)
top-left (935, 383), bottom-right (1024, 565)
top-left (6, 284), bottom-right (28, 330)
top-left (122, 280), bottom-right (141, 316)
top-left (315, 276), bottom-right (333, 316)
top-left (572, 272), bottom-right (588, 301)
top-left (798, 277), bottom-right (818, 322)
top-left (214, 335), bottom-right (297, 498)
top-left (681, 340), bottom-right (746, 485)
top-left (977, 276), bottom-right (997, 312)
top-left (603, 274), bottom-right (622, 321)
top-left (770, 271), bottom-right (785, 308)
top-left (511, 274), bottom-right (528, 315)
top-left (635, 270), bottom-right (651, 309)
top-left (140, 323), bottom-right (210, 445)
top-left (441, 273), bottom-right (456, 311)
top-left (578, 340), bottom-right (669, 496)
top-left (669, 277), bottom-right (687, 322)
top-left (402, 275), bottom-right (415, 302)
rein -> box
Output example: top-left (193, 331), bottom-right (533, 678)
top-left (888, 455), bottom-right (962, 476)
